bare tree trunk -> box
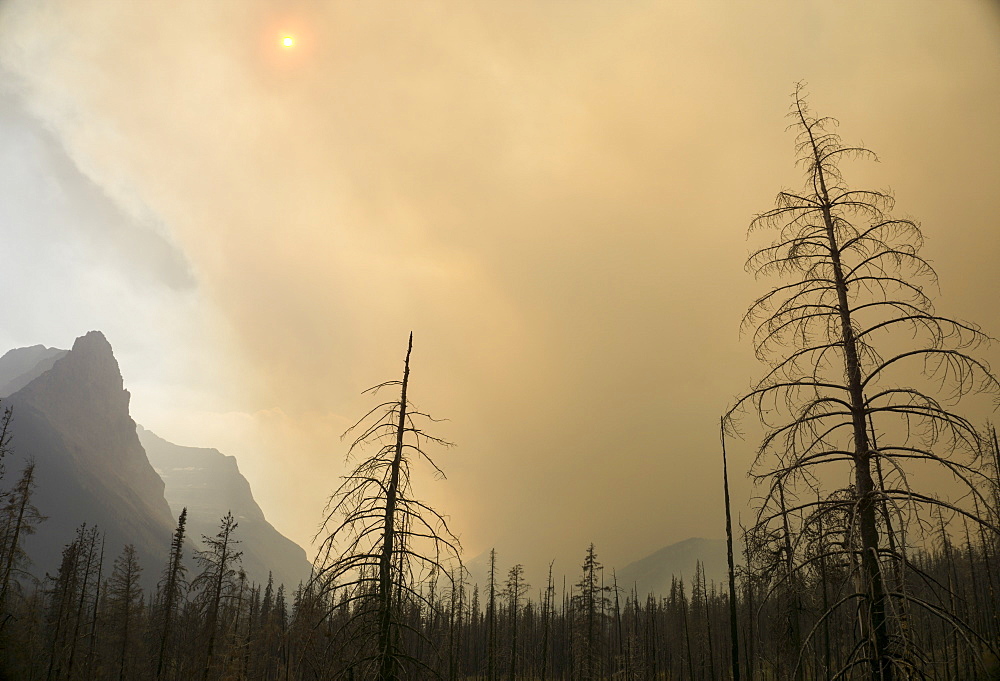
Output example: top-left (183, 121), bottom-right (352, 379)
top-left (46, 541), bottom-right (79, 681)
top-left (157, 508), bottom-right (187, 681)
top-left (682, 584), bottom-right (694, 681)
top-left (811, 130), bottom-right (893, 681)
top-left (776, 484), bottom-right (802, 681)
top-left (721, 421), bottom-right (741, 681)
top-left (742, 529), bottom-right (755, 681)
top-left (374, 334), bottom-right (412, 681)
top-left (817, 509), bottom-right (832, 681)
top-left (66, 526), bottom-right (98, 679)
top-left (199, 514), bottom-right (239, 681)
top-left (84, 536), bottom-right (105, 680)
top-left (487, 549), bottom-right (497, 681)
top-left (0, 462), bottom-right (39, 622)
top-left (507, 565), bottom-right (525, 681)
top-left (933, 510), bottom-right (958, 679)
top-left (612, 572), bottom-right (627, 681)
top-left (701, 565), bottom-right (716, 681)
top-left (541, 562), bottom-right (553, 681)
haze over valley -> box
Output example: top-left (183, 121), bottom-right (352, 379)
top-left (1, 2), bottom-right (998, 679)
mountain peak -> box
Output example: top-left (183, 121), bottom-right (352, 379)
top-left (5, 332), bottom-right (174, 585)
top-left (71, 329), bottom-right (112, 355)
top-left (20, 331), bottom-right (130, 416)
top-left (617, 537), bottom-right (731, 596)
top-left (68, 330), bottom-right (123, 386)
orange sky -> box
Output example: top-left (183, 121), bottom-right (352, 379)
top-left (1, 0), bottom-right (998, 580)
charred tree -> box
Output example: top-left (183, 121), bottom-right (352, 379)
top-left (505, 564), bottom-right (527, 681)
top-left (0, 460), bottom-right (44, 627)
top-left (107, 543), bottom-right (143, 681)
top-left (156, 507), bottom-right (188, 681)
top-left (312, 333), bottom-right (461, 681)
top-left (727, 84), bottom-right (1000, 680)
top-left (192, 511), bottom-right (242, 681)
top-left (720, 420), bottom-right (742, 681)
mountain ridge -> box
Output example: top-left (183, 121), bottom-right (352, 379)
top-left (1, 332), bottom-right (311, 592)
top-left (0, 344), bottom-right (68, 397)
top-left (617, 537), bottom-right (731, 596)
top-left (5, 331), bottom-right (175, 587)
top-left (463, 537), bottom-right (733, 597)
top-left (139, 425), bottom-right (312, 589)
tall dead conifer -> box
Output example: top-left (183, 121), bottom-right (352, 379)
top-left (312, 333), bottom-right (460, 681)
top-left (727, 84), bottom-right (1000, 680)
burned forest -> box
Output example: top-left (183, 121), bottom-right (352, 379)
top-left (1, 74), bottom-right (998, 681)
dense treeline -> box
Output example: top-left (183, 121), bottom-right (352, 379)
top-left (2, 522), bottom-right (1000, 680)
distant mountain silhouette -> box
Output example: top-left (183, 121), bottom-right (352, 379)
top-left (138, 426), bottom-right (312, 590)
top-left (463, 537), bottom-right (734, 598)
top-left (617, 537), bottom-right (732, 596)
top-left (1, 332), bottom-right (312, 593)
top-left (461, 549), bottom-right (496, 593)
top-left (4, 332), bottom-right (175, 588)
top-left (0, 344), bottom-right (68, 397)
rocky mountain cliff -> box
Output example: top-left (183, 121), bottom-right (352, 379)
top-left (138, 426), bottom-right (312, 589)
top-left (1, 332), bottom-right (312, 592)
top-left (3, 332), bottom-right (175, 586)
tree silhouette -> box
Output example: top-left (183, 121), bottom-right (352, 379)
top-left (0, 460), bottom-right (44, 627)
top-left (192, 511), bottom-right (242, 681)
top-left (505, 563), bottom-right (527, 681)
top-left (156, 507), bottom-right (188, 680)
top-left (727, 84), bottom-right (1000, 680)
top-left (574, 544), bottom-right (608, 681)
top-left (313, 333), bottom-right (461, 681)
top-left (107, 543), bottom-right (143, 681)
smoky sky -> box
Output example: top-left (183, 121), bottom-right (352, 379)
top-left (1, 0), bottom-right (998, 581)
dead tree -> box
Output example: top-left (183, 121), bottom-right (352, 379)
top-left (0, 460), bottom-right (44, 627)
top-left (720, 421), bottom-right (741, 681)
top-left (726, 84), bottom-right (1000, 680)
top-left (192, 511), bottom-right (242, 681)
top-left (156, 508), bottom-right (188, 680)
top-left (312, 333), bottom-right (461, 681)
top-left (107, 543), bottom-right (143, 681)
top-left (574, 544), bottom-right (608, 681)
top-left (505, 564), bottom-right (527, 681)
top-left (487, 549), bottom-right (497, 681)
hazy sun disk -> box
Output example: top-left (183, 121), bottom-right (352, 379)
top-left (281, 35), bottom-right (294, 48)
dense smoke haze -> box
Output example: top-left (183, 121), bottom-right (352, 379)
top-left (1, 0), bottom-right (998, 580)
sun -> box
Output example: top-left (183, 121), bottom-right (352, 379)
top-left (281, 35), bottom-right (294, 48)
